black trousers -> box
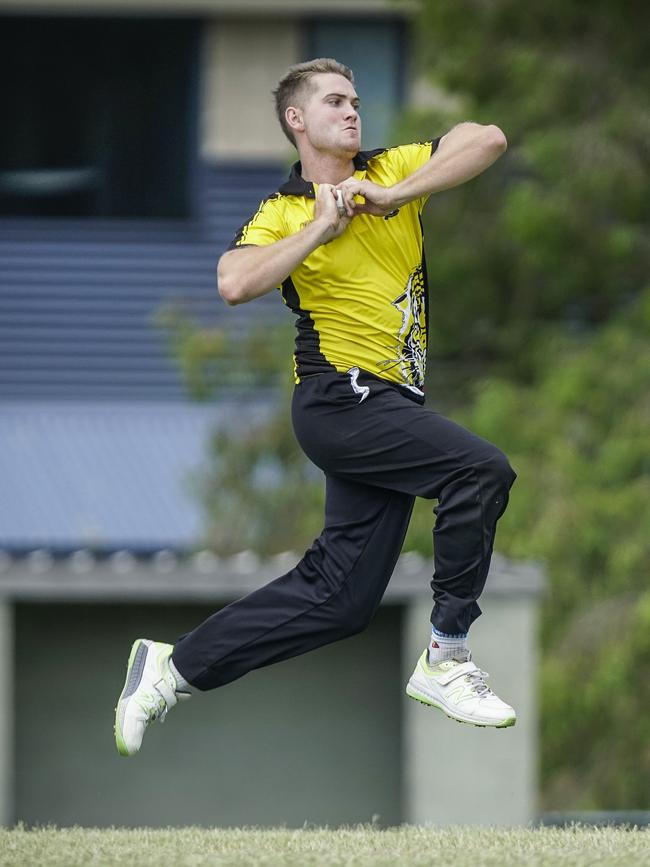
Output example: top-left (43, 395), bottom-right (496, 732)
top-left (172, 369), bottom-right (516, 690)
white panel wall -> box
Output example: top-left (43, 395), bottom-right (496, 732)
top-left (14, 603), bottom-right (402, 828)
top-left (201, 19), bottom-right (299, 161)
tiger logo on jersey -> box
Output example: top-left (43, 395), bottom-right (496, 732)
top-left (379, 266), bottom-right (427, 389)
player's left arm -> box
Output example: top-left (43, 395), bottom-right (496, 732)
top-left (337, 123), bottom-right (506, 216)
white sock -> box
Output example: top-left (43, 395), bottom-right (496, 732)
top-left (169, 656), bottom-right (193, 693)
top-left (428, 627), bottom-right (468, 664)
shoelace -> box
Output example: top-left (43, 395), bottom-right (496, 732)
top-left (136, 686), bottom-right (170, 724)
top-left (440, 654), bottom-right (493, 697)
top-left (151, 699), bottom-right (169, 724)
top-left (134, 694), bottom-right (165, 721)
top-left (465, 666), bottom-right (493, 697)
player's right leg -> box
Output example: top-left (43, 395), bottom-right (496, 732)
top-left (114, 474), bottom-right (414, 755)
top-left (114, 639), bottom-right (191, 756)
top-left (170, 474), bottom-right (414, 690)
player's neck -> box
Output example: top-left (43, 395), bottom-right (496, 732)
top-left (297, 149), bottom-right (356, 186)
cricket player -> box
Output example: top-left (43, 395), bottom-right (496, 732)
top-left (115, 58), bottom-right (517, 756)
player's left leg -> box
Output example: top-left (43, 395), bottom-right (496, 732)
top-left (114, 639), bottom-right (192, 757)
top-left (405, 646), bottom-right (516, 728)
top-left (291, 370), bottom-right (517, 727)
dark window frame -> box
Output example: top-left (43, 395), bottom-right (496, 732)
top-left (0, 14), bottom-right (202, 223)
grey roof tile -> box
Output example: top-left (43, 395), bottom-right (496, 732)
top-left (0, 401), bottom-right (267, 551)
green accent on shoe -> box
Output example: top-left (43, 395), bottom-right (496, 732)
top-left (405, 683), bottom-right (516, 728)
top-left (115, 725), bottom-right (129, 757)
top-left (114, 639), bottom-right (144, 757)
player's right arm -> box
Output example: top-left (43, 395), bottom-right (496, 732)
top-left (218, 184), bottom-right (348, 306)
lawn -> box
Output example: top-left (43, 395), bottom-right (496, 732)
top-left (0, 825), bottom-right (647, 866)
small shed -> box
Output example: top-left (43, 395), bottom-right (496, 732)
top-left (0, 547), bottom-right (543, 828)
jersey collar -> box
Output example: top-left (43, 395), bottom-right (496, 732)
top-left (278, 149), bottom-right (384, 198)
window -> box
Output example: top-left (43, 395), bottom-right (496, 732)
top-left (0, 17), bottom-right (198, 218)
top-left (306, 18), bottom-right (407, 150)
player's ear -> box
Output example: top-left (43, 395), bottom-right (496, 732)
top-left (286, 106), bottom-right (305, 135)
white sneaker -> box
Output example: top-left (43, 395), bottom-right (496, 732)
top-left (114, 638), bottom-right (190, 756)
top-left (406, 649), bottom-right (516, 728)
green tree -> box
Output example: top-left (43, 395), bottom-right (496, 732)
top-left (396, 0), bottom-right (650, 809)
top-left (401, 0), bottom-right (650, 398)
top-left (459, 290), bottom-right (650, 808)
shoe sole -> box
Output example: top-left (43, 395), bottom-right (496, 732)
top-left (405, 683), bottom-right (516, 729)
top-left (114, 639), bottom-right (148, 756)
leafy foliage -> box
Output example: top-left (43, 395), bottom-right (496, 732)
top-left (200, 365), bottom-right (324, 558)
top-left (398, 0), bottom-right (650, 809)
top-left (460, 294), bottom-right (650, 808)
top-left (399, 0), bottom-right (650, 398)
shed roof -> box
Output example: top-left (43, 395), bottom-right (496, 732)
top-left (0, 400), bottom-right (269, 551)
top-left (0, 549), bottom-right (545, 602)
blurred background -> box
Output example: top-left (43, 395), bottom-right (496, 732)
top-left (0, 0), bottom-right (648, 830)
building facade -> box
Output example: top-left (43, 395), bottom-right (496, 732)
top-left (0, 1), bottom-right (415, 404)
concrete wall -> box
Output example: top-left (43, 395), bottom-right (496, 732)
top-left (0, 603), bottom-right (13, 827)
top-left (13, 602), bottom-right (402, 828)
top-left (403, 595), bottom-right (539, 826)
top-left (0, 552), bottom-right (544, 827)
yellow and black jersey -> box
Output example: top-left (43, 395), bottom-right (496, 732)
top-left (228, 139), bottom-right (440, 394)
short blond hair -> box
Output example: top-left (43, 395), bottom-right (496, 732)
top-left (272, 58), bottom-right (355, 147)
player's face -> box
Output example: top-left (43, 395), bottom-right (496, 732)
top-left (300, 73), bottom-right (361, 156)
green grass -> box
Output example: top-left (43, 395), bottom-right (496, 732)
top-left (0, 826), bottom-right (647, 866)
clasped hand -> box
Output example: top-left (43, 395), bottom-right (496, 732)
top-left (335, 177), bottom-right (396, 218)
top-left (314, 180), bottom-right (396, 241)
